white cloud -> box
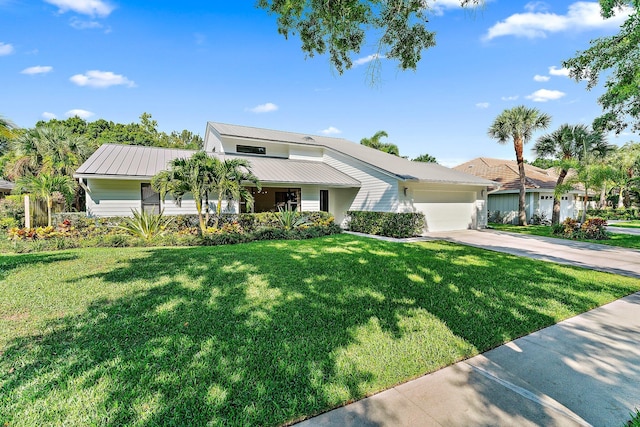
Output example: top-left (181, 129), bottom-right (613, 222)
top-left (353, 53), bottom-right (383, 67)
top-left (549, 65), bottom-right (570, 77)
top-left (246, 102), bottom-right (278, 114)
top-left (321, 126), bottom-right (342, 135)
top-left (484, 1), bottom-right (631, 40)
top-left (70, 70), bottom-right (136, 88)
top-left (21, 65), bottom-right (53, 75)
top-left (0, 42), bottom-right (14, 56)
top-left (70, 17), bottom-right (103, 29)
top-left (475, 102), bottom-right (490, 109)
top-left (44, 0), bottom-right (114, 17)
top-left (501, 95), bottom-right (519, 101)
top-left (42, 112), bottom-right (57, 120)
top-left (525, 89), bottom-right (566, 102)
top-left (533, 74), bottom-right (550, 82)
top-left (431, 0), bottom-right (473, 15)
top-left (524, 1), bottom-right (549, 13)
top-left (65, 109), bottom-right (94, 119)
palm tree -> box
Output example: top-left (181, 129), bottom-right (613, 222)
top-left (534, 124), bottom-right (608, 225)
top-left (212, 158), bottom-right (261, 228)
top-left (488, 106), bottom-right (551, 226)
top-left (16, 174), bottom-right (76, 226)
top-left (0, 115), bottom-right (17, 139)
top-left (610, 142), bottom-right (640, 208)
top-left (152, 151), bottom-right (217, 234)
top-left (360, 130), bottom-right (400, 156)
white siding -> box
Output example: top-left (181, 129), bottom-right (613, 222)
top-left (331, 188), bottom-right (359, 226)
top-left (86, 179), bottom-right (142, 217)
top-left (323, 151), bottom-right (399, 212)
top-left (300, 185), bottom-right (320, 211)
top-left (87, 179), bottom-right (206, 217)
top-left (220, 137), bottom-right (289, 158)
top-left (289, 146), bottom-right (323, 162)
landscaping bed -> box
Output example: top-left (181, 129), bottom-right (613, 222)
top-left (2, 234), bottom-right (639, 426)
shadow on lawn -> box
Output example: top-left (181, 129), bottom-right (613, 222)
top-left (1, 235), bottom-right (637, 426)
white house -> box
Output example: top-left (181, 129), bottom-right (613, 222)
top-left (74, 122), bottom-right (495, 232)
top-left (453, 157), bottom-right (582, 223)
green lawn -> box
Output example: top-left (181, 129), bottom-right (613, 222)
top-left (489, 223), bottom-right (640, 250)
top-left (608, 220), bottom-right (640, 229)
top-left (2, 234), bottom-right (639, 426)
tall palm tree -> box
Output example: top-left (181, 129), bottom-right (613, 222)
top-left (534, 124), bottom-right (608, 225)
top-left (212, 158), bottom-right (261, 228)
top-left (16, 174), bottom-right (76, 227)
top-left (488, 105), bottom-right (551, 225)
top-left (610, 142), bottom-right (640, 208)
top-left (152, 151), bottom-right (216, 234)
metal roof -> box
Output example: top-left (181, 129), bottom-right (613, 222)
top-left (74, 144), bottom-right (360, 187)
top-left (208, 122), bottom-right (496, 187)
top-left (0, 180), bottom-right (14, 191)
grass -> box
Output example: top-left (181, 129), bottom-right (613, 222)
top-left (489, 223), bottom-right (640, 250)
top-left (609, 220), bottom-right (640, 229)
top-left (1, 234), bottom-right (640, 426)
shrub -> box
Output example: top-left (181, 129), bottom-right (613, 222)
top-left (276, 207), bottom-right (312, 230)
top-left (116, 209), bottom-right (174, 241)
top-left (347, 211), bottom-right (425, 238)
top-left (0, 195), bottom-right (25, 226)
top-left (531, 212), bottom-right (551, 226)
top-left (586, 208), bottom-right (640, 220)
top-left (554, 217), bottom-right (609, 240)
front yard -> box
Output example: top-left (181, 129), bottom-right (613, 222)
top-left (2, 234), bottom-right (639, 426)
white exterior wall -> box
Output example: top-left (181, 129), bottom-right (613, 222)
top-left (219, 136), bottom-right (289, 158)
top-left (323, 151), bottom-right (400, 213)
top-left (300, 185), bottom-right (320, 211)
top-left (289, 146), bottom-right (323, 162)
top-left (87, 178), bottom-right (203, 217)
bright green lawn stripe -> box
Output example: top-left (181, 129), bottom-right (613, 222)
top-left (1, 234), bottom-right (639, 426)
top-left (489, 223), bottom-right (640, 250)
top-left (608, 221), bottom-right (640, 228)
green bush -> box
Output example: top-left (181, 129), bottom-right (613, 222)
top-left (116, 209), bottom-right (174, 241)
top-left (586, 208), bottom-right (640, 220)
top-left (347, 211), bottom-right (425, 238)
top-left (0, 195), bottom-right (25, 226)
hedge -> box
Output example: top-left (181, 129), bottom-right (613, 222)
top-left (585, 208), bottom-right (640, 221)
top-left (346, 211), bottom-right (425, 238)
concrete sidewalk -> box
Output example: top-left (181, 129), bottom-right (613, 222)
top-left (296, 230), bottom-right (640, 426)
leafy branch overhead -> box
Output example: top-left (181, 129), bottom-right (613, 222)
top-left (257, 0), bottom-right (481, 73)
top-left (563, 0), bottom-right (640, 133)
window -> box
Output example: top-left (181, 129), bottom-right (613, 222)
top-left (237, 145), bottom-right (266, 155)
top-left (141, 183), bottom-right (160, 214)
top-left (320, 190), bottom-right (329, 212)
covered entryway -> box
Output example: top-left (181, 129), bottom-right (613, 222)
top-left (413, 190), bottom-right (477, 232)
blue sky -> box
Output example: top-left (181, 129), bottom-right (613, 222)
top-left (0, 0), bottom-right (634, 166)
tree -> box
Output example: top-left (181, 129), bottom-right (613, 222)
top-left (152, 151), bottom-right (216, 234)
top-left (211, 158), bottom-right (261, 228)
top-left (610, 142), bottom-right (640, 208)
top-left (533, 124), bottom-right (608, 225)
top-left (412, 153), bottom-right (437, 163)
top-left (488, 106), bottom-right (551, 226)
top-left (529, 158), bottom-right (560, 169)
top-left (360, 130), bottom-right (400, 156)
top-left (563, 1), bottom-right (640, 133)
top-left (0, 115), bottom-right (17, 139)
top-left (16, 174), bottom-right (76, 227)
top-left (257, 0), bottom-right (481, 74)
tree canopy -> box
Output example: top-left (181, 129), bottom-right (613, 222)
top-left (360, 130), bottom-right (400, 156)
top-left (412, 153), bottom-right (437, 163)
top-left (257, 0), bottom-right (481, 74)
top-left (563, 1), bottom-right (640, 133)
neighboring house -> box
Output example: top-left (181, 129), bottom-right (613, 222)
top-left (74, 122), bottom-right (495, 232)
top-left (0, 180), bottom-right (14, 198)
top-left (453, 157), bottom-right (582, 224)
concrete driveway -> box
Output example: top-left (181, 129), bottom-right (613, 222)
top-left (426, 229), bottom-right (640, 279)
top-left (297, 230), bottom-right (640, 427)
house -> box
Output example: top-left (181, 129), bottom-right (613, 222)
top-left (453, 157), bottom-right (582, 223)
top-left (0, 180), bottom-right (14, 198)
top-left (74, 122), bottom-right (495, 232)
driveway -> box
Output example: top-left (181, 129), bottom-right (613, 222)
top-left (426, 229), bottom-right (640, 279)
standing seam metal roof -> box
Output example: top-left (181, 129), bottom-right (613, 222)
top-left (208, 122), bottom-right (496, 187)
top-left (74, 144), bottom-right (360, 187)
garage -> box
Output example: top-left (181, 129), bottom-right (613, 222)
top-left (413, 190), bottom-right (477, 232)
